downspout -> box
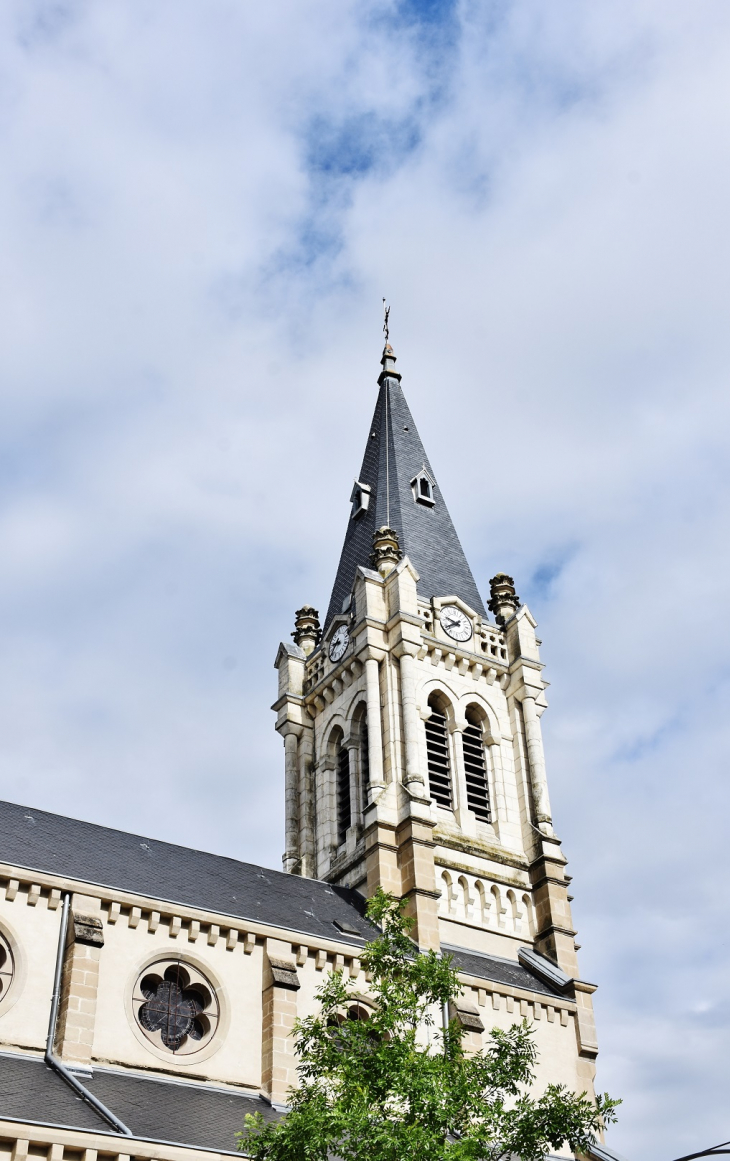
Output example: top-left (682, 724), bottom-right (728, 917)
top-left (437, 951), bottom-right (450, 1041)
top-left (46, 892), bottom-right (132, 1136)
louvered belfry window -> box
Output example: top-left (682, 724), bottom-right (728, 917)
top-left (463, 716), bottom-right (491, 822)
top-left (425, 701), bottom-right (452, 808)
top-left (336, 742), bottom-right (351, 845)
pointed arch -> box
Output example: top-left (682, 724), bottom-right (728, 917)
top-left (425, 692), bottom-right (453, 809)
top-left (458, 875), bottom-right (475, 921)
top-left (474, 879), bottom-right (489, 925)
top-left (506, 889), bottom-right (521, 933)
top-left (522, 893), bottom-right (535, 938)
top-left (439, 870), bottom-right (456, 916)
top-left (491, 884), bottom-right (506, 929)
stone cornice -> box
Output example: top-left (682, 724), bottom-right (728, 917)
top-left (456, 972), bottom-right (577, 1013)
top-left (535, 921), bottom-right (577, 939)
top-left (419, 633), bottom-right (509, 671)
top-left (434, 831), bottom-right (529, 870)
top-left (508, 655), bottom-right (545, 674)
top-left (270, 693), bottom-right (305, 712)
top-left (434, 857), bottom-right (530, 892)
top-left (0, 864), bottom-right (369, 960)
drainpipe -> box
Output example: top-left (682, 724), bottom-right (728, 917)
top-left (46, 893), bottom-right (132, 1136)
top-left (437, 951), bottom-right (450, 1043)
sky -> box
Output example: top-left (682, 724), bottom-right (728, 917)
top-left (1, 0), bottom-right (729, 1155)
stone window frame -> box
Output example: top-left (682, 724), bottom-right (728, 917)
top-left (0, 920), bottom-right (24, 1018)
top-left (350, 480), bottom-right (371, 519)
top-left (410, 469), bottom-right (436, 507)
top-left (125, 952), bottom-right (228, 1068)
top-left (424, 691), bottom-right (455, 811)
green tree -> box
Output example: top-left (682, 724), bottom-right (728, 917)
top-left (240, 889), bottom-right (619, 1161)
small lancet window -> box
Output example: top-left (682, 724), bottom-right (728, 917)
top-left (350, 480), bottom-right (371, 519)
top-left (425, 695), bottom-right (452, 808)
top-left (410, 469), bottom-right (435, 507)
top-left (463, 708), bottom-right (491, 823)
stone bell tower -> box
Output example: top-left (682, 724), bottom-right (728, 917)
top-left (272, 340), bottom-right (599, 1086)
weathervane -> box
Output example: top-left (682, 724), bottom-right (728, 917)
top-left (382, 298), bottom-right (390, 344)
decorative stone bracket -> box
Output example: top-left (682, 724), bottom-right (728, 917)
top-left (449, 998), bottom-right (485, 1032)
top-left (267, 958), bottom-right (301, 990)
top-left (70, 915), bottom-right (104, 947)
top-left (261, 947), bottom-right (301, 1106)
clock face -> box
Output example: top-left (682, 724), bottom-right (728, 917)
top-left (440, 605), bottom-right (472, 643)
top-left (328, 625), bottom-right (350, 662)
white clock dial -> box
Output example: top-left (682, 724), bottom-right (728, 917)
top-left (328, 625), bottom-right (350, 662)
top-left (439, 606), bottom-right (472, 642)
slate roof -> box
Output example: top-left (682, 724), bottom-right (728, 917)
top-left (0, 799), bottom-right (376, 946)
top-left (324, 346), bottom-right (486, 627)
top-left (444, 944), bottom-right (564, 999)
top-left (0, 1051), bottom-right (110, 1134)
top-left (0, 1052), bottom-right (277, 1151)
top-left (0, 800), bottom-right (562, 998)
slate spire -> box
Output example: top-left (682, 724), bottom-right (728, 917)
top-left (324, 343), bottom-right (486, 627)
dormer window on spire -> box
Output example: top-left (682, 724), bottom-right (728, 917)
top-left (411, 469), bottom-right (435, 507)
top-left (350, 480), bottom-right (371, 519)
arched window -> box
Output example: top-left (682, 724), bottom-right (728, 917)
top-left (425, 694), bottom-right (452, 808)
top-left (336, 739), bottom-right (351, 845)
top-left (463, 707), bottom-right (491, 823)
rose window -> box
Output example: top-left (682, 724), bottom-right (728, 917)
top-left (0, 933), bottom-right (14, 1000)
top-left (133, 960), bottom-right (219, 1056)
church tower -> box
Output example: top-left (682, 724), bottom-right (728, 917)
top-left (273, 341), bottom-right (598, 1091)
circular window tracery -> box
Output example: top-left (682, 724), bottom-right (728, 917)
top-left (0, 933), bottom-right (14, 1000)
top-left (132, 960), bottom-right (219, 1056)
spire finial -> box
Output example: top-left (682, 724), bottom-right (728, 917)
top-left (292, 605), bottom-right (321, 656)
top-left (488, 573), bottom-right (521, 626)
top-left (379, 301), bottom-right (401, 384)
top-left (371, 526), bottom-right (402, 578)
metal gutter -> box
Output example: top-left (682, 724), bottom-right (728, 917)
top-left (45, 893), bottom-right (132, 1136)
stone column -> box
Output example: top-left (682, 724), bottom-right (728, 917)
top-left (317, 753), bottom-right (338, 870)
top-left (298, 726), bottom-right (315, 878)
top-left (488, 739), bottom-right (510, 827)
top-left (449, 720), bottom-right (474, 834)
top-left (261, 939), bottom-right (300, 1107)
top-left (364, 656), bottom-right (385, 790)
top-left (282, 728), bottom-right (301, 873)
top-left (346, 740), bottom-right (360, 832)
top-left (520, 695), bottom-right (553, 830)
top-left (398, 649), bottom-right (423, 786)
top-left (54, 895), bottom-right (104, 1067)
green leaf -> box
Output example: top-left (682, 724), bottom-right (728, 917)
top-left (238, 890), bottom-right (620, 1161)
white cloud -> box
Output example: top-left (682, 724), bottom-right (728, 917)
top-left (0, 0), bottom-right (729, 1153)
